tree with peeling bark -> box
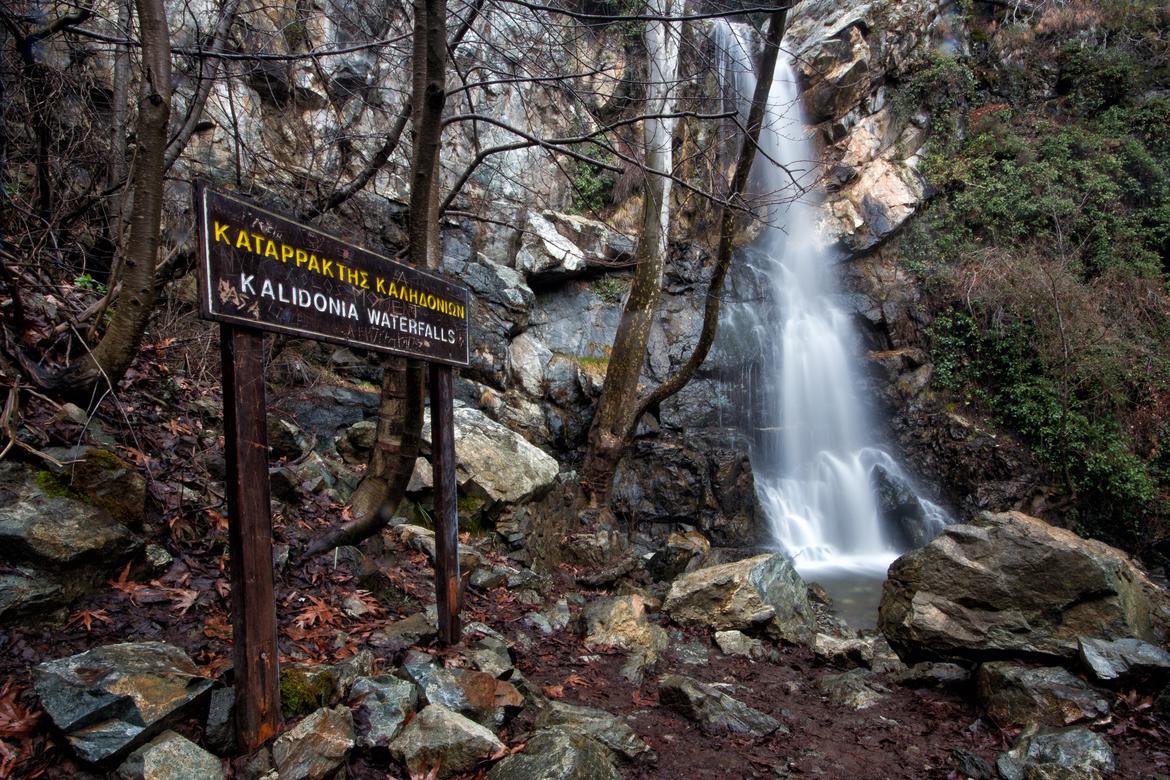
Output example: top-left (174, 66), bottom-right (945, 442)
top-left (581, 3), bottom-right (796, 509)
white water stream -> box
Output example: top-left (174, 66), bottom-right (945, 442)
top-left (716, 24), bottom-right (947, 600)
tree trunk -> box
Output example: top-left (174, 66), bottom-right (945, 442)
top-left (581, 4), bottom-right (793, 509)
top-left (303, 0), bottom-right (448, 558)
top-left (580, 0), bottom-right (679, 505)
top-left (25, 0), bottom-right (171, 396)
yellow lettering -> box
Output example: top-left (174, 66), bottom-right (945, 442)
top-left (281, 244), bottom-right (294, 263)
top-left (358, 271), bottom-right (369, 289)
top-left (214, 222), bottom-right (231, 244)
top-left (425, 294), bottom-right (436, 309)
top-left (296, 249), bottom-right (308, 267)
top-left (387, 282), bottom-right (398, 298)
top-left (308, 254), bottom-right (321, 273)
top-left (321, 258), bottom-right (333, 277)
top-left (376, 278), bottom-right (387, 294)
top-left (250, 232), bottom-right (266, 253)
top-left (264, 239), bottom-right (279, 260)
top-left (235, 230), bottom-right (252, 252)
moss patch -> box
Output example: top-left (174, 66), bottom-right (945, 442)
top-left (280, 666), bottom-right (337, 718)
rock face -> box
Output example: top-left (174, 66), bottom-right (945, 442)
top-left (663, 555), bottom-right (815, 642)
top-left (658, 674), bottom-right (782, 736)
top-left (879, 512), bottom-right (1170, 664)
top-left (116, 731), bottom-right (223, 780)
top-left (975, 663), bottom-right (1110, 727)
top-left (581, 595), bottom-right (669, 683)
top-left (486, 729), bottom-right (620, 780)
top-left (272, 706), bottom-right (355, 780)
top-left (33, 642), bottom-right (214, 764)
top-left (388, 704), bottom-right (504, 780)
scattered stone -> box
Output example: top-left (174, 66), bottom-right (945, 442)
top-left (534, 701), bottom-right (655, 764)
top-left (267, 416), bottom-right (311, 460)
top-left (395, 524), bottom-right (486, 574)
top-left (204, 688), bottom-right (236, 755)
top-left (807, 583), bottom-right (834, 608)
top-left (389, 704), bottom-right (504, 779)
top-left (469, 567), bottom-right (508, 590)
top-left (370, 612), bottom-right (437, 651)
top-left (880, 511), bottom-right (1170, 664)
top-left (582, 595), bottom-right (669, 683)
top-left (563, 529), bottom-right (625, 568)
top-left (663, 554), bottom-right (815, 643)
top-left (950, 748), bottom-right (996, 780)
top-left (116, 730), bottom-right (224, 780)
top-left (525, 612), bottom-right (555, 635)
top-left (334, 420), bottom-right (377, 464)
top-left (486, 728), bottom-right (621, 780)
top-left (715, 630), bottom-right (765, 660)
top-left (0, 568), bottom-right (64, 620)
top-left (401, 652), bottom-right (523, 728)
top-left (144, 544), bottom-right (173, 572)
top-left (470, 637), bottom-right (514, 679)
top-left (33, 642), bottom-right (214, 763)
top-left (812, 633), bottom-right (874, 668)
top-left (996, 727), bottom-right (1116, 780)
top-left (819, 669), bottom-right (890, 710)
top-left (889, 662), bottom-right (970, 689)
top-left (41, 447), bottom-right (148, 527)
top-left (1077, 636), bottom-right (1170, 685)
top-left (348, 676), bottom-right (419, 748)
top-left (975, 663), bottom-right (1110, 727)
top-left (647, 531), bottom-right (710, 582)
top-left (271, 706), bottom-right (354, 780)
top-left (420, 406), bottom-right (559, 506)
top-left (670, 641), bottom-right (710, 666)
top-left (658, 674), bottom-right (783, 736)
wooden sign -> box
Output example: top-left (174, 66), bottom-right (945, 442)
top-left (195, 185), bottom-right (469, 367)
top-left (194, 183), bottom-right (465, 753)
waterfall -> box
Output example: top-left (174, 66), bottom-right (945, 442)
top-left (715, 23), bottom-right (948, 590)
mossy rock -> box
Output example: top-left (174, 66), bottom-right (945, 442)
top-left (44, 448), bottom-right (147, 529)
top-left (280, 665), bottom-right (339, 718)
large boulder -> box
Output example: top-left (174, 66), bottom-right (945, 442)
top-left (533, 701), bottom-right (654, 765)
top-left (116, 731), bottom-right (223, 780)
top-left (663, 554), bottom-right (815, 643)
top-left (33, 642), bottom-right (214, 764)
top-left (421, 405), bottom-right (558, 507)
top-left (996, 727), bottom-right (1116, 780)
top-left (879, 511), bottom-right (1170, 664)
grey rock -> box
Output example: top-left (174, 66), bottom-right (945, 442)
top-left (812, 633), bottom-right (874, 667)
top-left (486, 729), bottom-right (621, 780)
top-left (470, 637), bottom-right (514, 679)
top-left (889, 662), bottom-right (970, 689)
top-left (658, 674), bottom-right (782, 736)
top-left (1077, 636), bottom-right (1170, 685)
top-left (116, 730), bottom-right (224, 780)
top-left (880, 511), bottom-right (1170, 664)
top-left (388, 704), bottom-right (504, 779)
top-left (144, 544), bottom-right (173, 572)
top-left (40, 447), bottom-right (148, 528)
top-left (975, 663), bottom-right (1110, 727)
top-left (204, 688), bottom-right (236, 755)
top-left (997, 727), bottom-right (1116, 780)
top-left (33, 642), bottom-right (214, 764)
top-left (272, 706), bottom-right (354, 780)
top-left (370, 612), bottom-right (437, 651)
top-left (647, 531), bottom-right (711, 582)
top-left (582, 595), bottom-right (669, 683)
top-left (469, 566), bottom-right (508, 591)
top-left (950, 748), bottom-right (995, 780)
top-left (0, 568), bottom-right (64, 620)
top-left (401, 652), bottom-right (522, 728)
top-left (871, 464), bottom-right (937, 549)
top-left (267, 416), bottom-right (310, 460)
top-left (670, 641), bottom-right (710, 666)
top-left (715, 630), bottom-right (765, 660)
top-left (664, 554), bottom-right (815, 643)
top-left (819, 669), bottom-right (890, 710)
top-left (348, 676), bottom-right (418, 748)
top-left (534, 701), bottom-right (655, 764)
top-left (334, 420), bottom-right (377, 464)
top-left (421, 406), bottom-right (558, 506)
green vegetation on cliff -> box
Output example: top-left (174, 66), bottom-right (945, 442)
top-left (903, 1), bottom-right (1170, 553)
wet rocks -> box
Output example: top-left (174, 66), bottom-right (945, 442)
top-left (819, 669), bottom-right (890, 710)
top-left (389, 704), bottom-right (504, 779)
top-left (658, 674), bottom-right (782, 736)
top-left (974, 664), bottom-right (1110, 727)
top-left (812, 633), bottom-right (875, 668)
top-left (663, 554), bottom-right (815, 643)
top-left (1077, 637), bottom-right (1170, 685)
top-left (116, 731), bottom-right (223, 780)
top-left (879, 511), bottom-right (1170, 665)
top-left (647, 530), bottom-right (710, 582)
top-left (486, 729), bottom-right (620, 780)
top-left (348, 676), bottom-right (419, 748)
top-left (400, 651), bottom-right (523, 728)
top-left (533, 701), bottom-right (655, 764)
top-left (272, 706), bottom-right (355, 780)
top-left (996, 727), bottom-right (1116, 780)
top-left (582, 594), bottom-right (669, 683)
top-left (33, 642), bottom-right (214, 764)
top-left (715, 630), bottom-right (765, 660)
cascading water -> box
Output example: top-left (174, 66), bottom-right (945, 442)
top-left (716, 23), bottom-right (947, 623)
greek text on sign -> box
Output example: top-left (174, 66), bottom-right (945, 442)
top-left (195, 185), bottom-right (469, 366)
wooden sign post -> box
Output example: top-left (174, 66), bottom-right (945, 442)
top-left (194, 183), bottom-right (470, 750)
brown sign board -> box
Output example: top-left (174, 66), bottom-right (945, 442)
top-left (195, 184), bottom-right (469, 367)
